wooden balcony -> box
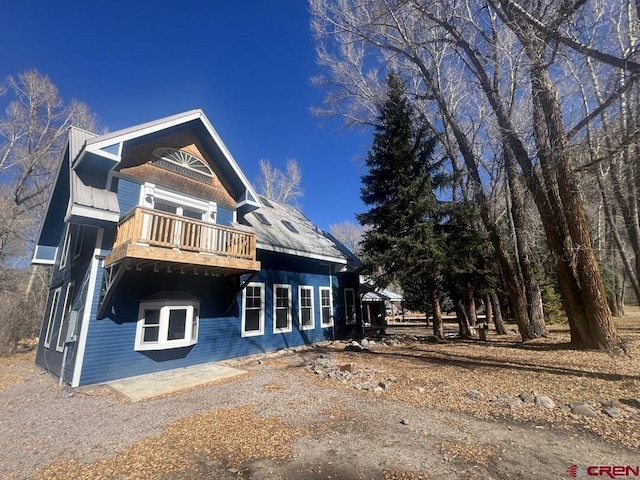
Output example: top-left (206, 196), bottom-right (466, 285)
top-left (104, 206), bottom-right (260, 275)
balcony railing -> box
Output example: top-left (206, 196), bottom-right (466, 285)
top-left (104, 206), bottom-right (259, 272)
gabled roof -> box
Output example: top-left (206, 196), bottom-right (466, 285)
top-left (76, 109), bottom-right (261, 212)
top-left (242, 197), bottom-right (361, 269)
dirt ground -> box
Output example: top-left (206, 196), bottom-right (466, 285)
top-left (1, 312), bottom-right (639, 480)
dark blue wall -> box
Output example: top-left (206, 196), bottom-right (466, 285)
top-left (77, 250), bottom-right (360, 385)
top-left (35, 226), bottom-right (98, 384)
top-left (114, 178), bottom-right (140, 218)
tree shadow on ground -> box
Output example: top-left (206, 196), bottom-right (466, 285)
top-left (310, 340), bottom-right (640, 384)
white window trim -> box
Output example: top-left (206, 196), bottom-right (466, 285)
top-left (59, 224), bottom-right (71, 270)
top-left (56, 282), bottom-right (76, 352)
top-left (134, 298), bottom-right (199, 351)
top-left (44, 287), bottom-right (61, 348)
top-left (344, 288), bottom-right (357, 325)
top-left (320, 286), bottom-right (334, 327)
top-left (273, 284), bottom-right (292, 333)
top-left (298, 285), bottom-right (315, 330)
top-left (141, 182), bottom-right (216, 223)
top-left (242, 282), bottom-right (265, 337)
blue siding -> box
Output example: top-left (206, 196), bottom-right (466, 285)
top-left (35, 227), bottom-right (98, 384)
top-left (114, 178), bottom-right (140, 218)
top-left (217, 206), bottom-right (234, 226)
top-left (77, 251), bottom-right (360, 386)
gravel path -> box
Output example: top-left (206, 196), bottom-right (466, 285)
top-left (1, 350), bottom-right (638, 480)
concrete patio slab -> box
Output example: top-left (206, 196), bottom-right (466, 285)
top-left (107, 363), bottom-right (246, 402)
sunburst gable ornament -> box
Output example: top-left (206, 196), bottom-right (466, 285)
top-left (151, 147), bottom-right (214, 183)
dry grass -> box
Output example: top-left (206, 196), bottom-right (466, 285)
top-left (305, 313), bottom-right (640, 449)
top-left (34, 405), bottom-right (303, 480)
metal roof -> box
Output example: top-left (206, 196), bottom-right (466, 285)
top-left (242, 198), bottom-right (361, 267)
top-left (68, 171), bottom-right (120, 221)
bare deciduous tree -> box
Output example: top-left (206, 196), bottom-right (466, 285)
top-left (329, 220), bottom-right (363, 255)
top-left (0, 70), bottom-right (97, 354)
top-left (256, 158), bottom-right (304, 207)
top-left (310, 0), bottom-right (631, 348)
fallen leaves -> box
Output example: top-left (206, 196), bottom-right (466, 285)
top-left (35, 405), bottom-right (303, 480)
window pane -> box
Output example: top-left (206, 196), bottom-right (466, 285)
top-left (143, 326), bottom-right (160, 342)
top-left (322, 306), bottom-right (331, 325)
top-left (245, 310), bottom-right (260, 331)
top-left (275, 309), bottom-right (289, 329)
top-left (301, 308), bottom-right (312, 326)
top-left (168, 309), bottom-right (187, 340)
top-left (144, 309), bottom-right (160, 325)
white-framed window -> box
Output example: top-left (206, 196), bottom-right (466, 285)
top-left (134, 295), bottom-right (200, 351)
top-left (273, 284), bottom-right (292, 333)
top-left (344, 288), bottom-right (357, 325)
top-left (320, 287), bottom-right (333, 327)
top-left (56, 282), bottom-right (76, 352)
top-left (242, 282), bottom-right (265, 337)
top-left (44, 287), bottom-right (61, 348)
top-left (59, 224), bottom-right (71, 270)
top-left (298, 285), bottom-right (315, 330)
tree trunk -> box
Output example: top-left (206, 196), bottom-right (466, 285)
top-left (489, 292), bottom-right (508, 335)
top-left (427, 275), bottom-right (444, 341)
top-left (455, 295), bottom-right (472, 338)
top-left (465, 284), bottom-right (478, 327)
top-left (505, 151), bottom-right (547, 337)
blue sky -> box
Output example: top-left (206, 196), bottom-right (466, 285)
top-left (1, 1), bottom-right (372, 230)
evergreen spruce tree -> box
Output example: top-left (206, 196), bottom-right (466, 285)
top-left (357, 72), bottom-right (446, 339)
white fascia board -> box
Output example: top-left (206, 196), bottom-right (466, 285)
top-left (85, 110), bottom-right (203, 152)
top-left (31, 256), bottom-right (56, 266)
top-left (197, 113), bottom-right (262, 207)
top-left (256, 242), bottom-right (348, 265)
top-left (65, 205), bottom-right (120, 223)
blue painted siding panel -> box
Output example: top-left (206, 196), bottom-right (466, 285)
top-left (35, 227), bottom-right (98, 384)
top-left (77, 251), bottom-right (359, 385)
top-left (217, 206), bottom-right (234, 226)
top-left (115, 178), bottom-right (140, 218)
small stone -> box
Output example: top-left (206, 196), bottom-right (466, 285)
top-left (518, 392), bottom-right (535, 404)
top-left (508, 398), bottom-right (524, 410)
top-left (387, 375), bottom-right (398, 383)
top-left (417, 387), bottom-right (425, 394)
top-left (490, 393), bottom-right (510, 404)
top-left (602, 406), bottom-right (621, 419)
top-left (570, 404), bottom-right (598, 418)
top-left (360, 338), bottom-right (370, 347)
top-left (622, 398), bottom-right (640, 409)
top-left (400, 418), bottom-right (408, 425)
top-left (379, 382), bottom-right (390, 390)
top-left (339, 363), bottom-right (355, 372)
top-left (465, 390), bottom-right (483, 401)
top-left (373, 386), bottom-right (384, 393)
top-left (227, 467), bottom-right (239, 474)
top-left (535, 395), bottom-right (555, 409)
top-left (63, 391), bottom-right (74, 398)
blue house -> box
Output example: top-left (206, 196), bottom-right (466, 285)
top-left (32, 110), bottom-right (361, 387)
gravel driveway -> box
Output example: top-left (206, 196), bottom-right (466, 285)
top-left (1, 348), bottom-right (638, 480)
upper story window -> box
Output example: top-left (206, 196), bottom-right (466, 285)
top-left (151, 148), bottom-right (214, 184)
